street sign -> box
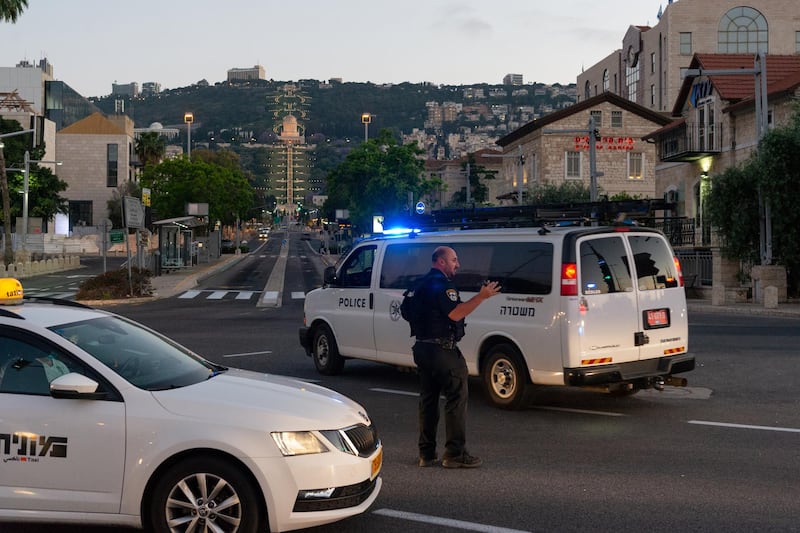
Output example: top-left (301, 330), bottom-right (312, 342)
top-left (123, 196), bottom-right (145, 228)
top-left (110, 229), bottom-right (125, 244)
top-left (415, 201), bottom-right (425, 215)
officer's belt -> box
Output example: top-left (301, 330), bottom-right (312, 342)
top-left (416, 338), bottom-right (456, 348)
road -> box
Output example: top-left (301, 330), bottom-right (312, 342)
top-left (6, 231), bottom-right (800, 533)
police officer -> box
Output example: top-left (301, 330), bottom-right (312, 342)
top-left (412, 246), bottom-right (500, 468)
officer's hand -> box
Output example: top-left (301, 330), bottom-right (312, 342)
top-left (479, 280), bottom-right (501, 299)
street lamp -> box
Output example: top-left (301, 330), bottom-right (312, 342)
top-left (184, 112), bottom-right (194, 158)
top-left (22, 150), bottom-right (62, 247)
top-left (361, 113), bottom-right (372, 142)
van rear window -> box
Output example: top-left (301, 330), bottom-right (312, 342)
top-left (627, 235), bottom-right (680, 290)
top-left (381, 242), bottom-right (553, 295)
top-left (579, 236), bottom-right (633, 294)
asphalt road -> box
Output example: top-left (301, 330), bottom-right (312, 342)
top-left (5, 233), bottom-right (800, 533)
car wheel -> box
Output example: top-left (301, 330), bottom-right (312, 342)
top-left (147, 456), bottom-right (265, 533)
top-left (483, 344), bottom-right (527, 409)
top-left (312, 324), bottom-right (344, 375)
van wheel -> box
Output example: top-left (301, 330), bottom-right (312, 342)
top-left (483, 344), bottom-right (527, 409)
top-left (312, 324), bottom-right (344, 375)
top-left (147, 456), bottom-right (264, 533)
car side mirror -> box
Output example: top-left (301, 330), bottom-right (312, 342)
top-left (50, 373), bottom-right (107, 400)
top-left (323, 266), bottom-right (338, 286)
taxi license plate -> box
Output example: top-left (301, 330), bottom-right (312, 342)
top-left (371, 448), bottom-right (383, 480)
top-left (644, 308), bottom-right (670, 329)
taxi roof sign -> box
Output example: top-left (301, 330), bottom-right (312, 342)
top-left (0, 278), bottom-right (24, 305)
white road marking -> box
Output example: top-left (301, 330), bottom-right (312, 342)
top-left (374, 508), bottom-right (532, 533)
top-left (688, 420), bottom-right (800, 433)
top-left (370, 388), bottom-right (419, 397)
top-left (291, 291), bottom-right (306, 299)
top-left (261, 291), bottom-right (279, 305)
top-left (179, 290), bottom-right (202, 299)
top-left (223, 350), bottom-right (272, 358)
top-left (534, 406), bottom-right (625, 417)
top-left (208, 291), bottom-right (227, 300)
top-left (235, 291), bottom-right (254, 300)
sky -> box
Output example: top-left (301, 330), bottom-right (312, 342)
top-left (2, 0), bottom-right (665, 98)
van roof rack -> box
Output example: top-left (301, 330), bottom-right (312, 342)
top-left (386, 198), bottom-right (674, 233)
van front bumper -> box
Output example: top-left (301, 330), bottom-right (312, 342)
top-left (565, 353), bottom-right (695, 387)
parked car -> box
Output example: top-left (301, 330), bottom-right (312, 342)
top-left (0, 279), bottom-right (382, 532)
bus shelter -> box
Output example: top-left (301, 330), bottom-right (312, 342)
top-left (152, 216), bottom-right (205, 272)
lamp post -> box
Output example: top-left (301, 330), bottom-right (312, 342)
top-left (361, 113), bottom-right (372, 142)
top-left (22, 150), bottom-right (62, 247)
top-left (0, 129), bottom-right (35, 264)
top-left (184, 112), bottom-right (194, 158)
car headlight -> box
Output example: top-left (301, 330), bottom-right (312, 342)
top-left (271, 431), bottom-right (329, 456)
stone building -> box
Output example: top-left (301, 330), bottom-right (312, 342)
top-left (577, 1), bottom-right (800, 113)
top-left (495, 92), bottom-right (672, 202)
top-left (56, 112), bottom-right (136, 228)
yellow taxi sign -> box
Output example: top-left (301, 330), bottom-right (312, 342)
top-left (0, 278), bottom-right (24, 305)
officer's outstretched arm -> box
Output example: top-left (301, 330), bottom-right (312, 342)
top-left (447, 281), bottom-right (501, 322)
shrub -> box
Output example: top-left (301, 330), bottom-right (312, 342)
top-left (76, 267), bottom-right (153, 300)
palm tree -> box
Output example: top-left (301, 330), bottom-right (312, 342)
top-left (0, 0), bottom-right (29, 22)
top-left (135, 132), bottom-right (167, 168)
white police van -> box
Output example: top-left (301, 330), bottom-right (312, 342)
top-left (300, 225), bottom-right (693, 409)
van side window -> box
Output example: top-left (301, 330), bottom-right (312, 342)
top-left (627, 236), bottom-right (680, 290)
top-left (579, 237), bottom-right (632, 294)
top-left (380, 242), bottom-right (553, 295)
top-left (339, 245), bottom-right (377, 288)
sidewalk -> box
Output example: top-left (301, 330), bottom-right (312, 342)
top-left (148, 253), bottom-right (246, 299)
top-left (687, 298), bottom-right (800, 318)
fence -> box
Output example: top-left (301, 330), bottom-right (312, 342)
top-left (675, 248), bottom-right (713, 287)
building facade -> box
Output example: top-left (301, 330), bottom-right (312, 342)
top-left (577, 0), bottom-right (800, 113)
top-left (227, 65), bottom-right (266, 82)
top-left (496, 92), bottom-right (672, 202)
top-left (56, 112), bottom-right (136, 229)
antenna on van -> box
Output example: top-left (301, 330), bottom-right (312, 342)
top-left (537, 226), bottom-right (550, 235)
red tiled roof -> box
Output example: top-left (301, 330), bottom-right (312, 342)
top-left (673, 54), bottom-right (800, 115)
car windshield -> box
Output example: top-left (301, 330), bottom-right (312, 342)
top-left (49, 315), bottom-right (224, 390)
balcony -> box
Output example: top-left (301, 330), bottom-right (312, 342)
top-left (655, 121), bottom-right (722, 163)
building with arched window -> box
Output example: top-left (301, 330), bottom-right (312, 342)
top-left (577, 1), bottom-right (800, 113)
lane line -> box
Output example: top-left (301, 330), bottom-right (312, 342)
top-left (533, 406), bottom-right (625, 417)
top-left (370, 387), bottom-right (419, 397)
top-left (373, 508), bottom-right (531, 533)
top-left (688, 420), bottom-right (800, 433)
top-left (208, 291), bottom-right (228, 300)
top-left (223, 350), bottom-right (273, 358)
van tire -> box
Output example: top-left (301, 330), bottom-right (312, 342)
top-left (312, 324), bottom-right (344, 375)
top-left (483, 344), bottom-right (527, 409)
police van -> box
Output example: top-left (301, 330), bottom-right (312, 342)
top-left (299, 225), bottom-right (694, 409)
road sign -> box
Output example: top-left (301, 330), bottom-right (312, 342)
top-left (110, 229), bottom-right (125, 244)
top-left (123, 196), bottom-right (145, 228)
top-left (415, 201), bottom-right (425, 215)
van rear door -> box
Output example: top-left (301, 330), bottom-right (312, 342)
top-left (572, 234), bottom-right (640, 367)
top-left (626, 233), bottom-right (688, 361)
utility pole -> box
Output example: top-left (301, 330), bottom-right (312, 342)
top-left (543, 116), bottom-right (603, 203)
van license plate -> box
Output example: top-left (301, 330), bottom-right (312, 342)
top-left (644, 308), bottom-right (670, 329)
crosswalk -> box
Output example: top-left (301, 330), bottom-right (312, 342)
top-left (178, 289), bottom-right (307, 301)
top-left (24, 288), bottom-right (78, 300)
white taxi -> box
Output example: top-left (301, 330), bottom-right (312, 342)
top-left (0, 279), bottom-right (382, 532)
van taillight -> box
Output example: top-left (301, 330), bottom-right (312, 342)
top-left (561, 263), bottom-right (578, 296)
top-left (673, 256), bottom-right (684, 287)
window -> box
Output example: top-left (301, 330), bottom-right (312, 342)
top-left (566, 151), bottom-right (581, 179)
top-left (796, 31), bottom-right (800, 53)
top-left (602, 69), bottom-right (609, 92)
top-left (718, 7), bottom-right (768, 53)
top-left (611, 111), bottom-right (623, 128)
top-left (381, 242), bottom-right (554, 295)
top-left (527, 153), bottom-right (537, 186)
top-left (680, 32), bottom-right (692, 55)
top-left (590, 110), bottom-right (602, 127)
top-left (697, 99), bottom-right (716, 150)
top-left (628, 153), bottom-right (644, 180)
top-left (650, 84), bottom-right (656, 106)
top-left (584, 80), bottom-right (591, 100)
top-left (627, 236), bottom-right (680, 290)
top-left (626, 63), bottom-right (639, 100)
top-left (69, 200), bottom-right (93, 228)
top-left (107, 143), bottom-right (118, 187)
top-left (579, 237), bottom-right (632, 295)
top-left (650, 52), bottom-right (656, 74)
top-left (339, 245), bottom-right (376, 288)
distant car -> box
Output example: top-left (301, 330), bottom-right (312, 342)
top-left (258, 228), bottom-right (270, 240)
top-left (220, 239), bottom-right (236, 253)
top-left (0, 279), bottom-right (382, 532)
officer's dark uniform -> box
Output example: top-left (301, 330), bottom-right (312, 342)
top-left (411, 268), bottom-right (468, 463)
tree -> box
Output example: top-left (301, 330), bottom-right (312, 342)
top-left (706, 104), bottom-right (800, 295)
top-left (134, 132), bottom-right (167, 168)
top-left (107, 181), bottom-right (142, 228)
top-left (0, 0), bottom-right (28, 22)
top-left (324, 129), bottom-right (435, 232)
top-left (447, 153), bottom-right (497, 207)
top-left (139, 156), bottom-right (253, 227)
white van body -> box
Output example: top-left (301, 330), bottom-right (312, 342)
top-left (300, 226), bottom-right (693, 408)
